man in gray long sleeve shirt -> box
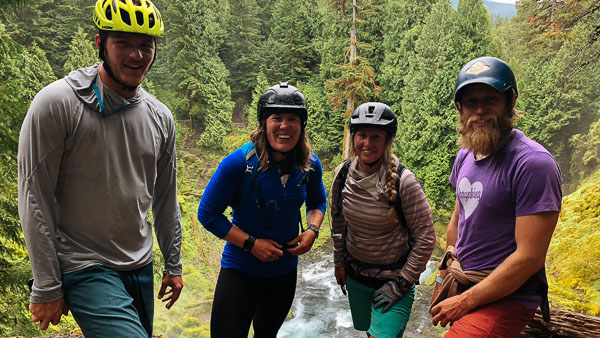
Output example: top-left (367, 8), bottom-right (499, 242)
top-left (17, 0), bottom-right (183, 335)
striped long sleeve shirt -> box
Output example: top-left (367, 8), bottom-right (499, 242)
top-left (330, 156), bottom-right (435, 285)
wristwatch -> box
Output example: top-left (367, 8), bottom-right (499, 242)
top-left (306, 223), bottom-right (319, 238)
top-left (243, 235), bottom-right (256, 252)
top-left (397, 277), bottom-right (413, 290)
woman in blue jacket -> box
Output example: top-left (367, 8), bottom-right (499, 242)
top-left (197, 82), bottom-right (327, 337)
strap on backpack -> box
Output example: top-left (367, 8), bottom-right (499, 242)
top-left (230, 142), bottom-right (310, 235)
top-left (229, 142), bottom-right (259, 208)
top-left (333, 159), bottom-right (414, 272)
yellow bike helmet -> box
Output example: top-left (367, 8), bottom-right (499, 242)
top-left (94, 0), bottom-right (164, 37)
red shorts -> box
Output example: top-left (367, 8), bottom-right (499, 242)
top-left (444, 298), bottom-right (536, 338)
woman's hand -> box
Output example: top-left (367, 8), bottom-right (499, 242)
top-left (285, 230), bottom-right (317, 256)
top-left (251, 238), bottom-right (284, 262)
top-left (334, 266), bottom-right (347, 295)
top-left (334, 266), bottom-right (346, 286)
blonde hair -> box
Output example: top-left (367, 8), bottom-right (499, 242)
top-left (250, 120), bottom-right (312, 171)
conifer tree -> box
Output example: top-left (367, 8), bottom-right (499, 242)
top-left (264, 0), bottom-right (320, 84)
top-left (400, 0), bottom-right (497, 216)
top-left (63, 26), bottom-right (98, 74)
top-left (302, 76), bottom-right (343, 160)
top-left (244, 71), bottom-right (270, 131)
top-left (0, 25), bottom-right (56, 336)
top-left (456, 0), bottom-right (499, 58)
top-left (323, 0), bottom-right (380, 158)
top-left (380, 0), bottom-right (435, 111)
top-left (513, 6), bottom-right (600, 183)
top-left (167, 0), bottom-right (234, 150)
top-left (221, 0), bottom-right (265, 104)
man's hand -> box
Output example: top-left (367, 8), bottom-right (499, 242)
top-left (158, 273), bottom-right (183, 309)
top-left (285, 230), bottom-right (317, 256)
top-left (29, 298), bottom-right (69, 330)
top-left (372, 279), bottom-right (405, 313)
top-left (431, 293), bottom-right (475, 327)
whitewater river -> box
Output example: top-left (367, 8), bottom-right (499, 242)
top-left (278, 242), bottom-right (447, 337)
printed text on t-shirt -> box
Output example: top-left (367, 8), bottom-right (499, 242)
top-left (458, 177), bottom-right (483, 220)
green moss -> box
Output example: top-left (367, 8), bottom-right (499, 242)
top-left (181, 316), bottom-right (201, 328)
top-left (180, 325), bottom-right (210, 338)
top-left (165, 323), bottom-right (184, 337)
top-left (546, 167), bottom-right (600, 316)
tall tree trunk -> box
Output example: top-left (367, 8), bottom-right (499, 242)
top-left (343, 0), bottom-right (358, 159)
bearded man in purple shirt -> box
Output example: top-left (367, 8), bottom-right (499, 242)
top-left (430, 57), bottom-right (562, 337)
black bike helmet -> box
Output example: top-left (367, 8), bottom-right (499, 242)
top-left (454, 56), bottom-right (517, 103)
top-left (257, 82), bottom-right (307, 126)
top-left (349, 102), bottom-right (397, 138)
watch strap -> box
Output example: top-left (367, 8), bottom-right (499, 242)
top-left (397, 277), bottom-right (413, 290)
top-left (243, 235), bottom-right (256, 252)
top-left (306, 223), bottom-right (319, 238)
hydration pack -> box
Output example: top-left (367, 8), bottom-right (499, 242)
top-left (229, 142), bottom-right (310, 236)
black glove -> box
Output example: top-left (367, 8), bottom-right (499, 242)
top-left (372, 279), bottom-right (406, 313)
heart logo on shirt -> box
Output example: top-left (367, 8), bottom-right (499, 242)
top-left (458, 178), bottom-right (483, 220)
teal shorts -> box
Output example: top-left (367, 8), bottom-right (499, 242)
top-left (346, 275), bottom-right (415, 338)
top-left (62, 263), bottom-right (154, 337)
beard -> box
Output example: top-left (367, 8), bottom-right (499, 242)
top-left (458, 111), bottom-right (513, 156)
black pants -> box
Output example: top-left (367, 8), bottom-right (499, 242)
top-left (210, 268), bottom-right (297, 338)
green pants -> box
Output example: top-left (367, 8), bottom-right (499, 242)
top-left (62, 263), bottom-right (154, 337)
top-left (346, 275), bottom-right (415, 338)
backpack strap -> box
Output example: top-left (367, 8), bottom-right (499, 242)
top-left (331, 160), bottom-right (350, 219)
top-left (393, 161), bottom-right (414, 252)
top-left (338, 159), bottom-right (415, 274)
top-left (229, 142), bottom-right (259, 208)
top-left (393, 161), bottom-right (407, 228)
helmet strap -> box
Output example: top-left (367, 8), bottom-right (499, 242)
top-left (364, 157), bottom-right (382, 167)
top-left (268, 143), bottom-right (291, 157)
top-left (102, 59), bottom-right (139, 92)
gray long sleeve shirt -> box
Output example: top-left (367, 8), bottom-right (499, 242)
top-left (18, 63), bottom-right (183, 303)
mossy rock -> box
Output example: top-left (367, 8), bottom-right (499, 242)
top-left (180, 326), bottom-right (210, 338)
top-left (546, 167), bottom-right (600, 316)
top-left (166, 322), bottom-right (184, 337)
top-left (181, 316), bottom-right (201, 328)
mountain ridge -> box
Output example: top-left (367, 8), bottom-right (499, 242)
top-left (451, 0), bottom-right (517, 20)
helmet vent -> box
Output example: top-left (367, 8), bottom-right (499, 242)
top-left (120, 8), bottom-right (131, 26)
top-left (366, 105), bottom-right (375, 118)
top-left (135, 11), bottom-right (144, 26)
top-left (105, 6), bottom-right (112, 20)
top-left (148, 13), bottom-right (155, 28)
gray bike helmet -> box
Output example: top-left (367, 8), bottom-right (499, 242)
top-left (257, 82), bottom-right (307, 126)
top-left (454, 56), bottom-right (517, 103)
top-left (349, 102), bottom-right (397, 138)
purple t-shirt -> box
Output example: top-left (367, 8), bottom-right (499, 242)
top-left (450, 129), bottom-right (562, 305)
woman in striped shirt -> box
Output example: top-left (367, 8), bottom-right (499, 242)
top-left (331, 102), bottom-right (436, 338)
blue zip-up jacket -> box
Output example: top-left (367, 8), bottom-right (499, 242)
top-left (197, 142), bottom-right (327, 277)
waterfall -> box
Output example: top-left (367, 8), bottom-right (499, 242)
top-left (278, 242), bottom-right (447, 337)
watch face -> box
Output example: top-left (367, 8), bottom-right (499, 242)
top-left (244, 236), bottom-right (255, 252)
